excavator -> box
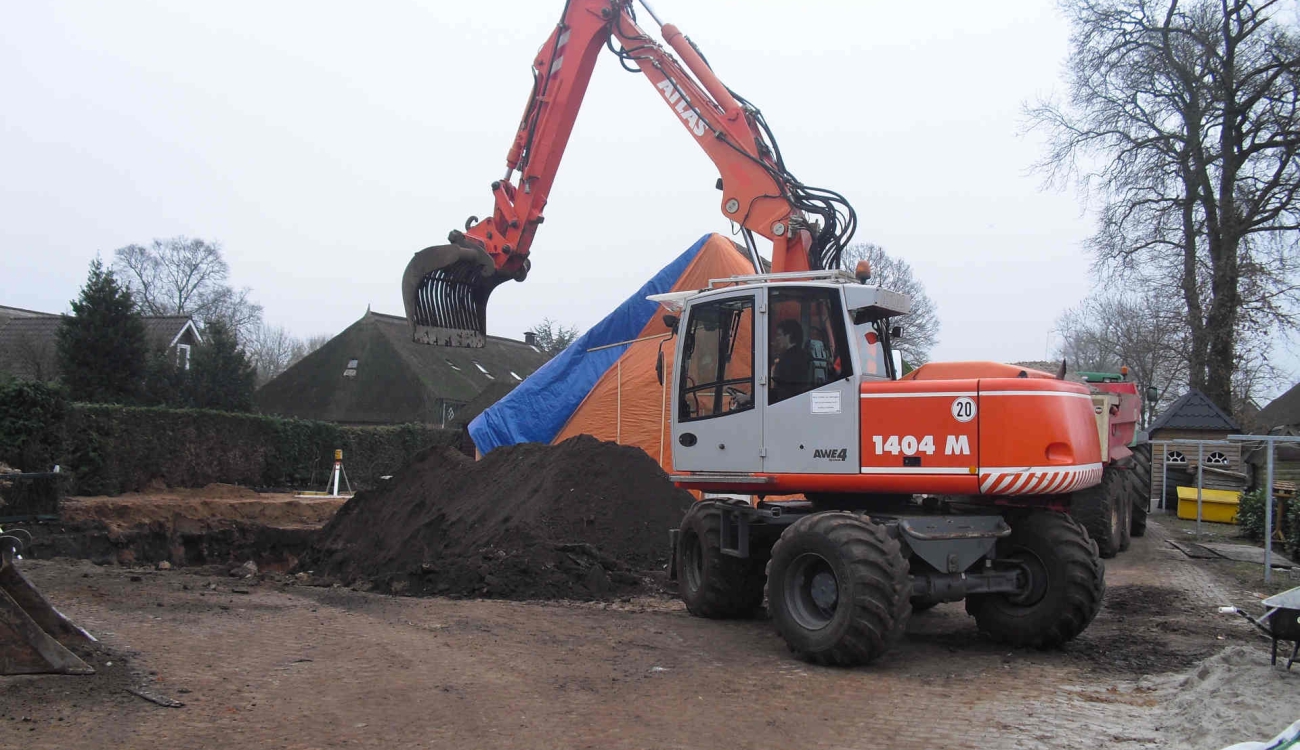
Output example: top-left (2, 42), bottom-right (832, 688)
top-left (403, 0), bottom-right (1128, 666)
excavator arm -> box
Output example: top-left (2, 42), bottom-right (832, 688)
top-left (403, 0), bottom-right (855, 346)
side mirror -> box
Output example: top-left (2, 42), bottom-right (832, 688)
top-left (1146, 385), bottom-right (1159, 403)
top-left (890, 325), bottom-right (902, 339)
top-left (656, 346), bottom-right (665, 386)
top-left (663, 313), bottom-right (679, 332)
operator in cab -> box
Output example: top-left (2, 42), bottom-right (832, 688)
top-left (770, 319), bottom-right (811, 403)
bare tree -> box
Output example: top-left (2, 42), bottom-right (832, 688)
top-left (1055, 286), bottom-right (1190, 427)
top-left (1028, 0), bottom-right (1300, 414)
top-left (290, 333), bottom-right (331, 365)
top-left (839, 243), bottom-right (940, 364)
top-left (245, 324), bottom-right (298, 386)
top-left (529, 318), bottom-right (580, 359)
top-left (113, 236), bottom-right (264, 343)
top-left (245, 327), bottom-right (333, 386)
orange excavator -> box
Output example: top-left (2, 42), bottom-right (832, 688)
top-left (404, 0), bottom-right (1135, 666)
top-left (402, 0), bottom-right (854, 347)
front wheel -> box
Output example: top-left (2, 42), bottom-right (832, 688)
top-left (966, 511), bottom-right (1104, 648)
top-left (677, 503), bottom-right (765, 619)
top-left (766, 513), bottom-right (911, 666)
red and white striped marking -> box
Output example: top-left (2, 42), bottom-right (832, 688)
top-left (979, 463), bottom-right (1103, 496)
top-left (549, 29), bottom-right (571, 75)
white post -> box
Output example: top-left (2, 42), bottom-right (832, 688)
top-left (1265, 440), bottom-right (1275, 584)
top-left (330, 449), bottom-right (342, 497)
top-left (1161, 441), bottom-right (1169, 512)
top-left (1196, 443), bottom-right (1204, 539)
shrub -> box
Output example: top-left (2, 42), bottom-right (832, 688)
top-left (50, 403), bottom-right (455, 495)
top-left (1236, 488), bottom-right (1270, 541)
top-left (0, 380), bottom-right (68, 472)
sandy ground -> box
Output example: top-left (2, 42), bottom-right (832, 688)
top-left (3, 515), bottom-right (1299, 750)
top-left (62, 485), bottom-right (345, 531)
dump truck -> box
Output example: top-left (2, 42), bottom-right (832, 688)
top-left (1069, 370), bottom-right (1150, 557)
top-left (1, 526), bottom-right (96, 675)
top-left (401, 0), bottom-right (1109, 665)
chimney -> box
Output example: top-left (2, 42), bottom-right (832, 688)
top-left (523, 331), bottom-right (537, 346)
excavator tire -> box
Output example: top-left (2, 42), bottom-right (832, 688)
top-left (1068, 466), bottom-right (1127, 558)
top-left (765, 513), bottom-right (910, 666)
top-left (966, 511), bottom-right (1104, 648)
top-left (676, 503), bottom-right (766, 619)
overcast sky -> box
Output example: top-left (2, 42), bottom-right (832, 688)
top-left (2, 0), bottom-right (1294, 394)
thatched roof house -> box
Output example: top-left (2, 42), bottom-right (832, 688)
top-left (254, 310), bottom-right (548, 426)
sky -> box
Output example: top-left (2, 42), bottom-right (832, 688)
top-left (1, 0), bottom-right (1293, 394)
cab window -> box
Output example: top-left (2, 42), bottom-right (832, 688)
top-left (768, 287), bottom-right (852, 403)
top-left (678, 296), bottom-right (755, 421)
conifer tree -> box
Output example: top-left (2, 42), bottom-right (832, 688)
top-left (188, 320), bottom-right (255, 411)
top-left (57, 258), bottom-right (148, 403)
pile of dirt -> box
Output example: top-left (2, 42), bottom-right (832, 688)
top-left (304, 436), bottom-right (695, 600)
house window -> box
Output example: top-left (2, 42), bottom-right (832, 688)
top-left (472, 361), bottom-right (494, 379)
top-left (1206, 451), bottom-right (1229, 466)
top-left (1166, 450), bottom-right (1187, 464)
top-left (176, 344), bottom-right (192, 371)
top-left (445, 358), bottom-right (461, 371)
top-left (510, 371), bottom-right (523, 381)
top-left (343, 358), bottom-right (359, 378)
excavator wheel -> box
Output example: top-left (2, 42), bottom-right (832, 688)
top-left (1068, 466), bottom-right (1127, 558)
top-left (966, 511), bottom-right (1104, 648)
top-left (765, 512), bottom-right (910, 667)
top-left (676, 503), bottom-right (766, 619)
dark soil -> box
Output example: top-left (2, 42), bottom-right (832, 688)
top-left (13, 518), bottom-right (314, 572)
top-left (1102, 584), bottom-right (1192, 616)
top-left (303, 436), bottom-right (695, 601)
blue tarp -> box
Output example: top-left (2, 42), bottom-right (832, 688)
top-left (468, 234), bottom-right (708, 454)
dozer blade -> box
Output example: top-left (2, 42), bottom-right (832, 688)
top-left (1, 537), bottom-right (95, 675)
top-left (402, 235), bottom-right (523, 348)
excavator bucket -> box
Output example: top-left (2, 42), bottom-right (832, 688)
top-left (402, 236), bottom-right (522, 348)
top-left (1, 531), bottom-right (95, 675)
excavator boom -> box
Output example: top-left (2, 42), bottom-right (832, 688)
top-left (403, 0), bottom-right (854, 346)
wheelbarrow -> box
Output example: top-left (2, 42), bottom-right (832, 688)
top-left (1221, 585), bottom-right (1300, 670)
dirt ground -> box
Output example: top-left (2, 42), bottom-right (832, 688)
top-left (4, 513), bottom-right (1299, 750)
top-left (62, 485), bottom-right (345, 531)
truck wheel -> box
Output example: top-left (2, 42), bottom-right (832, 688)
top-left (966, 511), bottom-right (1104, 648)
top-left (1123, 463), bottom-right (1149, 538)
top-left (1069, 467), bottom-right (1125, 558)
top-left (766, 513), bottom-right (910, 666)
top-left (1119, 492), bottom-right (1132, 552)
top-left (677, 503), bottom-right (765, 619)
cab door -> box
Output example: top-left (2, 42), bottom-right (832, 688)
top-left (762, 285), bottom-right (859, 474)
top-left (671, 290), bottom-right (763, 472)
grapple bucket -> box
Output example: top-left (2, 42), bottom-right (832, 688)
top-left (1, 532), bottom-right (95, 675)
top-left (402, 236), bottom-right (520, 348)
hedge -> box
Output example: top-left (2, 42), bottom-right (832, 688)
top-left (1, 383), bottom-right (457, 495)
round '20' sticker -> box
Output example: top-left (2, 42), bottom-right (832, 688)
top-left (951, 397), bottom-right (976, 423)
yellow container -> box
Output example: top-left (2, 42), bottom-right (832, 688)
top-left (1176, 486), bottom-right (1241, 524)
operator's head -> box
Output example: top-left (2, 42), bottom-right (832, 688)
top-left (776, 319), bottom-right (803, 351)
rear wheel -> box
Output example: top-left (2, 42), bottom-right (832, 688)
top-left (766, 513), bottom-right (911, 666)
top-left (1069, 467), bottom-right (1126, 558)
top-left (966, 511), bottom-right (1104, 648)
top-left (1128, 445), bottom-right (1152, 537)
top-left (677, 503), bottom-right (765, 619)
